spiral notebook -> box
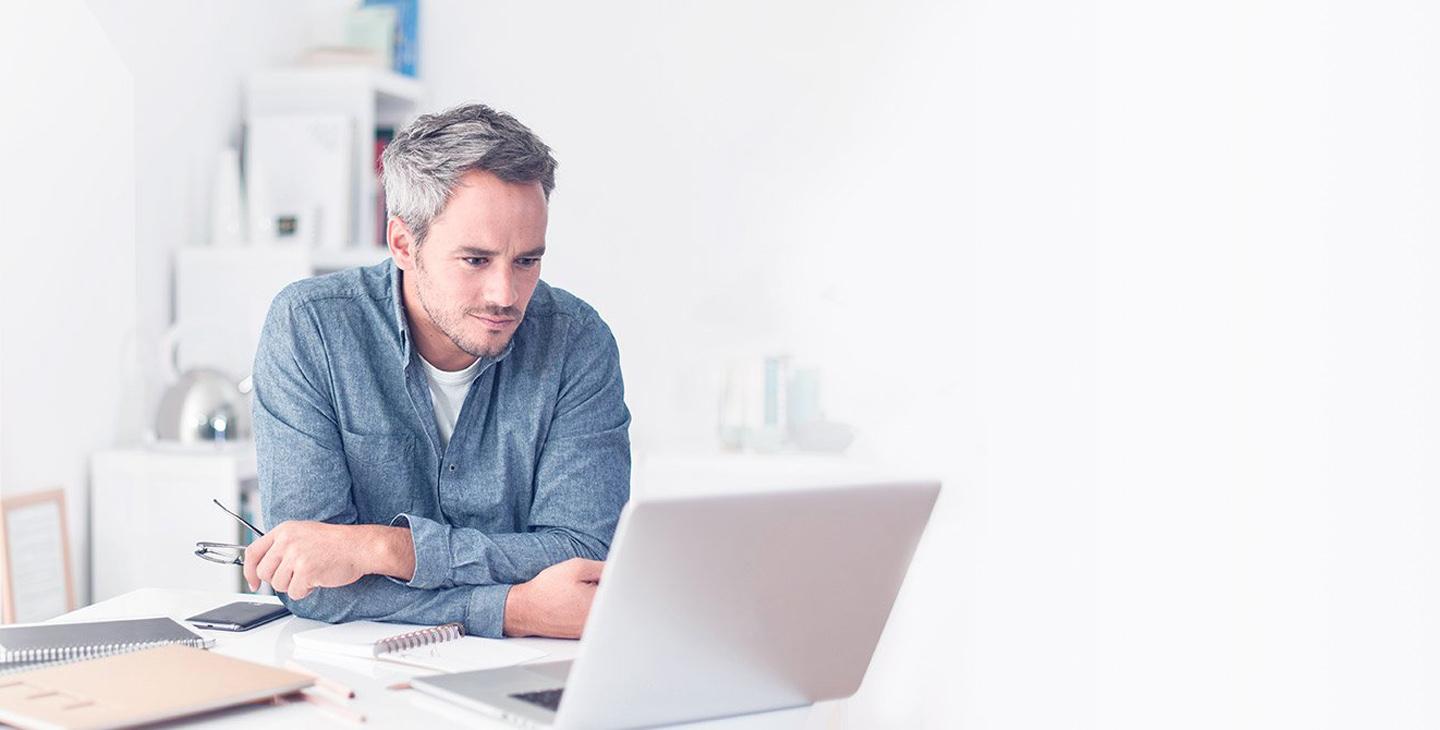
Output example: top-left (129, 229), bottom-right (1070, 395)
top-left (0, 617), bottom-right (213, 668)
top-left (291, 621), bottom-right (545, 673)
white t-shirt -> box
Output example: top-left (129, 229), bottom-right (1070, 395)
top-left (419, 354), bottom-right (484, 448)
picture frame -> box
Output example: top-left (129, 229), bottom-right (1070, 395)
top-left (0, 489), bottom-right (76, 623)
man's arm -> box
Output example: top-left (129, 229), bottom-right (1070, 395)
top-left (250, 287), bottom-right (511, 631)
top-left (394, 310), bottom-right (632, 590)
top-left (244, 544), bottom-right (599, 639)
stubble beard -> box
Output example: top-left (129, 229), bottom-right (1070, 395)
top-left (413, 258), bottom-right (517, 360)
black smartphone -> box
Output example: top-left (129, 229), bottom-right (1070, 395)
top-left (185, 601), bottom-right (291, 631)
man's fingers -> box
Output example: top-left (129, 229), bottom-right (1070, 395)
top-left (243, 535), bottom-right (273, 591)
top-left (270, 563), bottom-right (294, 594)
top-left (289, 576), bottom-right (311, 600)
top-left (578, 581), bottom-right (599, 602)
top-left (256, 544), bottom-right (285, 587)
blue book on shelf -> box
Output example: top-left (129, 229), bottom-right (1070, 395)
top-left (365, 0), bottom-right (418, 77)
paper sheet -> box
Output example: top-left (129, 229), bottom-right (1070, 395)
top-left (5, 501), bottom-right (69, 623)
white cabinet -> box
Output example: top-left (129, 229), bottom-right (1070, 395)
top-left (90, 444), bottom-right (261, 603)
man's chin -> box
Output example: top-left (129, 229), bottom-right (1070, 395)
top-left (459, 333), bottom-right (514, 359)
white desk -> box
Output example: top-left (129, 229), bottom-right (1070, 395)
top-left (48, 588), bottom-right (841, 729)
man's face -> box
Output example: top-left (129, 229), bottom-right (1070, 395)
top-left (403, 170), bottom-right (548, 361)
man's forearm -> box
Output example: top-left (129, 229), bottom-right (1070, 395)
top-left (277, 523), bottom-right (590, 639)
top-left (401, 512), bottom-right (609, 589)
top-left (283, 575), bottom-right (513, 637)
top-left (357, 523), bottom-right (531, 636)
top-left (336, 525), bottom-right (533, 638)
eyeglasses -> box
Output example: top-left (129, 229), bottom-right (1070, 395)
top-left (194, 499), bottom-right (265, 567)
top-left (194, 541), bottom-right (247, 566)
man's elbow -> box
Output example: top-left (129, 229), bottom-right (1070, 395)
top-left (563, 530), bottom-right (611, 561)
top-left (278, 591), bottom-right (354, 624)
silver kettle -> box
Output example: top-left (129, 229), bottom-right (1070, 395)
top-left (154, 325), bottom-right (253, 443)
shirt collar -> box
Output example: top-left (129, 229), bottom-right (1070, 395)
top-left (389, 260), bottom-right (413, 367)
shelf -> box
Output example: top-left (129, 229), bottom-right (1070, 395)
top-left (310, 247), bottom-right (391, 272)
top-left (133, 439), bottom-right (258, 481)
top-left (177, 243), bottom-right (388, 275)
top-left (247, 66), bottom-right (424, 106)
top-left (372, 72), bottom-right (426, 111)
top-left (247, 67), bottom-right (423, 130)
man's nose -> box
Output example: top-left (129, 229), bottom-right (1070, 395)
top-left (483, 266), bottom-right (519, 309)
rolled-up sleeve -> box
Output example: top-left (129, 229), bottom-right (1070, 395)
top-left (395, 311), bottom-right (632, 589)
top-left (254, 287), bottom-right (502, 635)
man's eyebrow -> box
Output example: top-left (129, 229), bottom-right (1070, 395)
top-left (457, 246), bottom-right (547, 257)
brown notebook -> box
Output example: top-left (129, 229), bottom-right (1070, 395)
top-left (0, 644), bottom-right (312, 729)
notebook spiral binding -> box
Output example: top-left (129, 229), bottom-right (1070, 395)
top-left (375, 622), bottom-right (465, 654)
top-left (0, 638), bottom-right (208, 675)
top-left (1, 637), bottom-right (210, 665)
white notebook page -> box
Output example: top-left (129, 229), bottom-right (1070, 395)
top-left (291, 621), bottom-right (546, 672)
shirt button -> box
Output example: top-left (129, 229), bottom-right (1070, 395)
top-left (448, 464), bottom-right (457, 472)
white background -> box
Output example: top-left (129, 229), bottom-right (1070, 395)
top-left (3, 0), bottom-right (1440, 727)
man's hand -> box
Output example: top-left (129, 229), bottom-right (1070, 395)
top-left (244, 521), bottom-right (416, 599)
top-left (503, 558), bottom-right (604, 639)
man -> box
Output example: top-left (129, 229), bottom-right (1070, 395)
top-left (245, 104), bottom-right (630, 639)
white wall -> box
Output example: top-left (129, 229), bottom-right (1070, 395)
top-left (0, 0), bottom-right (137, 611)
top-left (422, 1), bottom-right (1440, 728)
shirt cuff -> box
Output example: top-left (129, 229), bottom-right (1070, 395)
top-left (390, 513), bottom-right (451, 590)
top-left (465, 583), bottom-right (513, 638)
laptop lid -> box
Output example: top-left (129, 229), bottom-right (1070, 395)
top-left (555, 479), bottom-right (940, 729)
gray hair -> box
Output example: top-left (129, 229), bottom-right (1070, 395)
top-left (381, 103), bottom-right (557, 245)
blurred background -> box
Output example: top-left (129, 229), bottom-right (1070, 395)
top-left (2, 0), bottom-right (1439, 727)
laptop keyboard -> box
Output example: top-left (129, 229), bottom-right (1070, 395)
top-left (510, 688), bottom-right (565, 712)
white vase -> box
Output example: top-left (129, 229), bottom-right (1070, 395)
top-left (247, 157), bottom-right (276, 246)
top-left (209, 147), bottom-right (246, 246)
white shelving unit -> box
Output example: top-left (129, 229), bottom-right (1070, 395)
top-left (244, 67), bottom-right (425, 275)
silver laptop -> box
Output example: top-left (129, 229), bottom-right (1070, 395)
top-left (412, 479), bottom-right (941, 729)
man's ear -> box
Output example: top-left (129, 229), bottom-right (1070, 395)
top-left (387, 216), bottom-right (418, 271)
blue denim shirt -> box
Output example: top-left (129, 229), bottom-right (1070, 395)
top-left (252, 260), bottom-right (631, 637)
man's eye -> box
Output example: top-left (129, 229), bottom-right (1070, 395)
top-left (462, 257), bottom-right (488, 266)
top-left (516, 258), bottom-right (540, 268)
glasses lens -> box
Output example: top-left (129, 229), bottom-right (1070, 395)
top-left (195, 543), bottom-right (245, 565)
